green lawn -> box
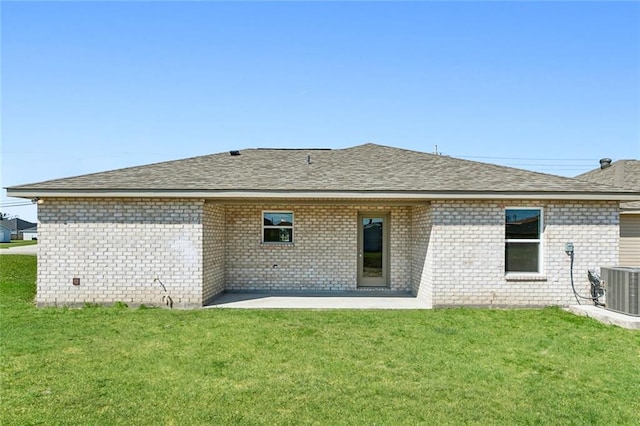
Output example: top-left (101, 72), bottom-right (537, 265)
top-left (1, 255), bottom-right (639, 425)
top-left (0, 240), bottom-right (37, 249)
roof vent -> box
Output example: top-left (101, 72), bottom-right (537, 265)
top-left (230, 150), bottom-right (241, 156)
top-left (599, 158), bottom-right (612, 169)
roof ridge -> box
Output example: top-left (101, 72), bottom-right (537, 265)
top-left (255, 148), bottom-right (332, 151)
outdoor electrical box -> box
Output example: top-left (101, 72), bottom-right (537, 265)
top-left (564, 242), bottom-right (574, 254)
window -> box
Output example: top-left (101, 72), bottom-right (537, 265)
top-left (263, 211), bottom-right (293, 243)
top-left (505, 208), bottom-right (542, 274)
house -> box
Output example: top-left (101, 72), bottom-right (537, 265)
top-left (0, 218), bottom-right (37, 240)
top-left (0, 224), bottom-right (11, 243)
top-left (22, 226), bottom-right (38, 241)
top-left (6, 143), bottom-right (639, 308)
top-left (577, 159), bottom-right (640, 266)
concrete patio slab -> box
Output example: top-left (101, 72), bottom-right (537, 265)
top-left (207, 292), bottom-right (429, 309)
top-left (566, 305), bottom-right (640, 330)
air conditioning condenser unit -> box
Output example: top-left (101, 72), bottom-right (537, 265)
top-left (601, 267), bottom-right (640, 317)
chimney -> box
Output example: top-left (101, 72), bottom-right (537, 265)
top-left (599, 158), bottom-right (612, 169)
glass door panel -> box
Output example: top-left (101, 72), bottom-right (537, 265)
top-left (358, 214), bottom-right (388, 287)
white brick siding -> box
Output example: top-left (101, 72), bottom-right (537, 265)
top-left (224, 204), bottom-right (412, 292)
top-left (424, 200), bottom-right (618, 307)
top-left (202, 202), bottom-right (225, 304)
top-left (37, 198), bottom-right (205, 308)
top-left (35, 198), bottom-right (619, 308)
top-left (411, 204), bottom-right (433, 307)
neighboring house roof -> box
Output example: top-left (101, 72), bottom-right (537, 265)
top-left (0, 218), bottom-right (37, 232)
top-left (0, 224), bottom-right (11, 231)
top-left (576, 160), bottom-right (640, 211)
top-left (6, 144), bottom-right (639, 201)
top-left (22, 226), bottom-right (38, 233)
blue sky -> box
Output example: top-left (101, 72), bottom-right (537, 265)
top-left (2, 1), bottom-right (639, 222)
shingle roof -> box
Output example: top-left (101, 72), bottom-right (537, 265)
top-left (6, 144), bottom-right (638, 199)
top-left (577, 160), bottom-right (640, 210)
top-left (0, 218), bottom-right (37, 232)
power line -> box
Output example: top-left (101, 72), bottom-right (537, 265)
top-left (1, 201), bottom-right (34, 205)
top-left (456, 155), bottom-right (596, 162)
top-left (0, 202), bottom-right (36, 208)
top-left (493, 164), bottom-right (595, 168)
top-left (0, 199), bottom-right (37, 205)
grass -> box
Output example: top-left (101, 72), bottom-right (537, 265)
top-left (1, 255), bottom-right (639, 425)
top-left (0, 240), bottom-right (37, 249)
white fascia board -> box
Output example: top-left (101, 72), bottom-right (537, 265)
top-left (6, 189), bottom-right (640, 201)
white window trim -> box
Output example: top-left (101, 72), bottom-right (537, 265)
top-left (262, 210), bottom-right (294, 244)
top-left (505, 207), bottom-right (544, 276)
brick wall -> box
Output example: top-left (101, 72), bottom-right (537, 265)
top-left (37, 198), bottom-right (205, 308)
top-left (425, 200), bottom-right (619, 307)
top-left (35, 197), bottom-right (619, 308)
top-left (202, 202), bottom-right (225, 304)
top-left (390, 206), bottom-right (412, 291)
top-left (224, 204), bottom-right (412, 292)
top-left (411, 204), bottom-right (433, 307)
